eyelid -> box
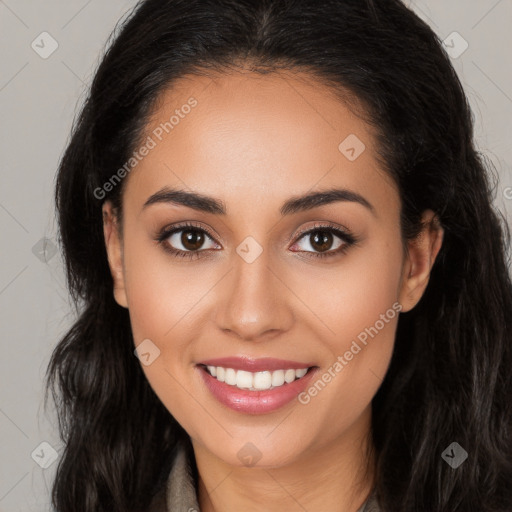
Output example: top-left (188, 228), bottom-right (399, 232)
top-left (157, 220), bottom-right (220, 244)
top-left (292, 221), bottom-right (353, 241)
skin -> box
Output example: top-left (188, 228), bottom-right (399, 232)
top-left (102, 69), bottom-right (443, 512)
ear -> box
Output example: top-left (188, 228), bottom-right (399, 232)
top-left (102, 201), bottom-right (128, 308)
top-left (398, 209), bottom-right (444, 313)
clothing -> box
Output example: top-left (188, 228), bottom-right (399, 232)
top-left (149, 437), bottom-right (381, 511)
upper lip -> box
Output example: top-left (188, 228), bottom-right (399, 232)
top-left (197, 356), bottom-right (316, 372)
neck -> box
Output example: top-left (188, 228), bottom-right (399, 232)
top-left (193, 406), bottom-right (376, 512)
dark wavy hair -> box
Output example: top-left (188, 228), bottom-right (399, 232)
top-left (45, 0), bottom-right (512, 510)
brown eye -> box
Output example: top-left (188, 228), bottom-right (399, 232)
top-left (293, 228), bottom-right (347, 254)
top-left (164, 227), bottom-right (218, 253)
top-left (308, 230), bottom-right (334, 253)
top-left (156, 221), bottom-right (222, 261)
top-left (289, 223), bottom-right (358, 259)
top-left (180, 229), bottom-right (206, 251)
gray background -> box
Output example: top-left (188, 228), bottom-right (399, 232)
top-left (1, 1), bottom-right (511, 510)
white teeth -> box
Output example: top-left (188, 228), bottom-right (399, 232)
top-left (225, 368), bottom-right (237, 385)
top-left (295, 368), bottom-right (308, 378)
top-left (204, 366), bottom-right (310, 391)
top-left (236, 370), bottom-right (253, 389)
top-left (271, 370), bottom-right (285, 387)
top-left (254, 371), bottom-right (272, 390)
top-left (284, 369), bottom-right (296, 383)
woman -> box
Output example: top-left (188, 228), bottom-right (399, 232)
top-left (45, 0), bottom-right (512, 511)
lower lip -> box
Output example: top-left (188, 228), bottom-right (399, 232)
top-left (197, 365), bottom-right (318, 414)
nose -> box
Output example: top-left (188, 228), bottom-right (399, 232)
top-left (213, 249), bottom-right (295, 342)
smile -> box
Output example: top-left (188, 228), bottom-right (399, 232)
top-left (196, 361), bottom-right (319, 414)
top-left (202, 364), bottom-right (311, 391)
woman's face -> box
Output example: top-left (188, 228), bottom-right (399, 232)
top-left (103, 70), bottom-right (441, 468)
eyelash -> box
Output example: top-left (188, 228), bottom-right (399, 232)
top-left (155, 221), bottom-right (358, 261)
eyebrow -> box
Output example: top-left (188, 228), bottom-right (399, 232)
top-left (142, 186), bottom-right (375, 216)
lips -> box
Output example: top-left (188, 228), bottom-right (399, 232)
top-left (196, 363), bottom-right (319, 414)
top-left (197, 356), bottom-right (316, 372)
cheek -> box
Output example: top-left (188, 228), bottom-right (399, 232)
top-left (122, 230), bottom-right (208, 344)
top-left (295, 233), bottom-right (404, 345)
top-left (120, 230), bottom-right (217, 420)
top-left (120, 234), bottom-right (201, 424)
top-left (294, 237), bottom-right (403, 414)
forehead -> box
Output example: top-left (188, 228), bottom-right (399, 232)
top-left (123, 69), bottom-right (398, 216)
